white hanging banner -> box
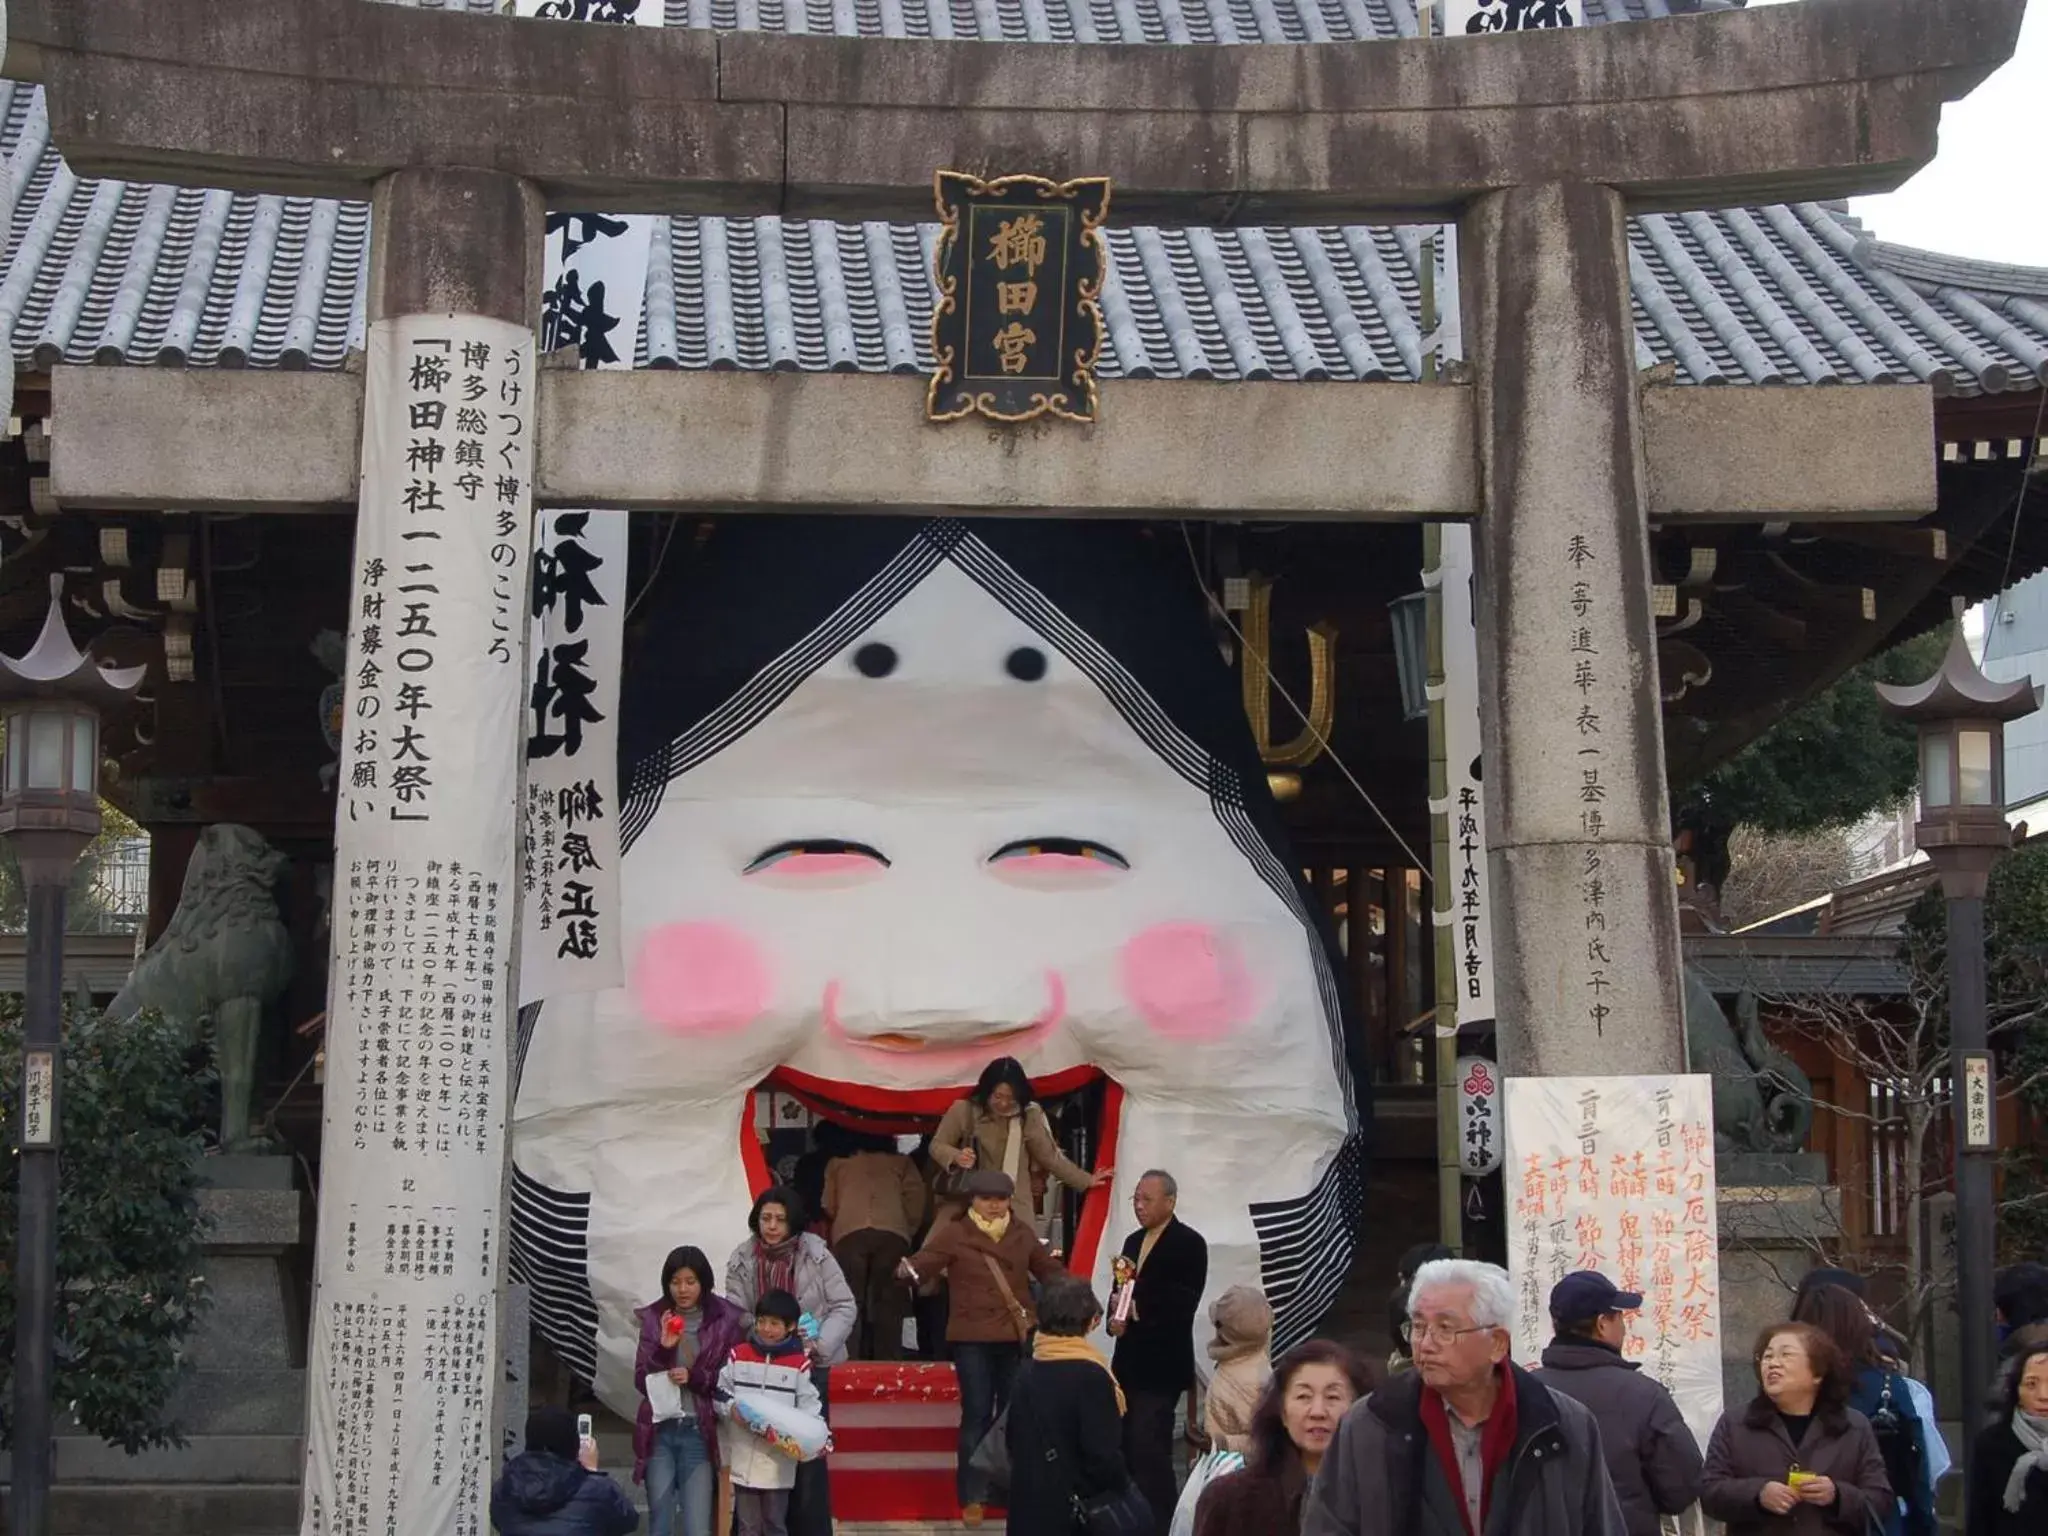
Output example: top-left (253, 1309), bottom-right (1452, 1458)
top-left (301, 313), bottom-right (536, 1536)
top-left (1444, 0), bottom-right (1581, 34)
top-left (1427, 523), bottom-right (1496, 1032)
top-left (519, 509), bottom-right (627, 1004)
top-left (1504, 1075), bottom-right (1724, 1455)
top-left (511, 0), bottom-right (658, 1004)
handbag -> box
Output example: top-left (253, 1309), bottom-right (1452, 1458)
top-left (968, 1402), bottom-right (1014, 1497)
top-left (1010, 1359), bottom-right (1155, 1536)
top-left (1072, 1480), bottom-right (1155, 1536)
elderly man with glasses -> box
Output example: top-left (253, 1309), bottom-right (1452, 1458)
top-left (1303, 1258), bottom-right (1627, 1536)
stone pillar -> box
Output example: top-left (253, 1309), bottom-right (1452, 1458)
top-left (1460, 182), bottom-right (1685, 1078)
top-left (299, 168), bottom-right (543, 1536)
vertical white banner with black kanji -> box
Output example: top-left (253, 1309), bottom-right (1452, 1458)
top-left (1443, 0), bottom-right (1580, 34)
top-left (301, 314), bottom-right (535, 1536)
top-left (1427, 523), bottom-right (1497, 1042)
top-left (511, 0), bottom-right (653, 1005)
top-left (521, 511), bottom-right (627, 1003)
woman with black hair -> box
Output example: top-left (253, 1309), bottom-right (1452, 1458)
top-left (723, 1186), bottom-right (857, 1536)
top-left (1701, 1321), bottom-right (1892, 1536)
top-left (1792, 1283), bottom-right (1936, 1536)
top-left (1192, 1340), bottom-right (1375, 1535)
top-left (634, 1246), bottom-right (747, 1536)
top-left (932, 1057), bottom-right (1112, 1236)
top-left (1969, 1338), bottom-right (2048, 1536)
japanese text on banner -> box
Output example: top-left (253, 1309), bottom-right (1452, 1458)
top-left (520, 510), bottom-right (626, 1003)
top-left (1503, 1074), bottom-right (1724, 1455)
top-left (302, 313), bottom-right (535, 1536)
top-left (1428, 523), bottom-right (1496, 1031)
top-left (511, 0), bottom-right (647, 1004)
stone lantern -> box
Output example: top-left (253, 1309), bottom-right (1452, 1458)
top-left (0, 577), bottom-right (145, 1536)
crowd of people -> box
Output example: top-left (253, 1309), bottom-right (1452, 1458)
top-left (484, 1055), bottom-right (2048, 1536)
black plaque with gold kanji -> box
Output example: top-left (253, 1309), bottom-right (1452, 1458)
top-left (927, 172), bottom-right (1111, 424)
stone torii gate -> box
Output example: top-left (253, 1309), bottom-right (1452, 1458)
top-left (0, 0), bottom-right (2026, 1526)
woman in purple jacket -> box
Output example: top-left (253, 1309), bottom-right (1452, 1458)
top-left (635, 1245), bottom-right (747, 1536)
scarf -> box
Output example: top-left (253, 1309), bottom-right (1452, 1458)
top-left (1419, 1368), bottom-right (1521, 1536)
top-left (2006, 1409), bottom-right (2048, 1514)
top-left (999, 1108), bottom-right (1026, 1191)
top-left (968, 1206), bottom-right (1012, 1243)
top-left (1035, 1332), bottom-right (1128, 1415)
top-left (752, 1236), bottom-right (798, 1302)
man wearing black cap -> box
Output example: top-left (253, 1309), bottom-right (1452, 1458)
top-left (1531, 1271), bottom-right (1701, 1536)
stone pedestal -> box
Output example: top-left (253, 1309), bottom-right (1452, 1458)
top-left (0, 1156), bottom-right (312, 1536)
top-left (1716, 1180), bottom-right (1841, 1411)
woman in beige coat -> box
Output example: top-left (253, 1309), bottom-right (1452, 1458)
top-left (930, 1057), bottom-right (1110, 1235)
top-left (1202, 1285), bottom-right (1274, 1453)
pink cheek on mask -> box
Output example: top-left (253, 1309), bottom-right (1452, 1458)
top-left (1118, 923), bottom-right (1253, 1040)
top-left (633, 922), bottom-right (770, 1035)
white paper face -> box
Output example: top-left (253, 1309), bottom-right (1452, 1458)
top-left (520, 560), bottom-right (1345, 1115)
top-left (513, 547), bottom-right (1355, 1409)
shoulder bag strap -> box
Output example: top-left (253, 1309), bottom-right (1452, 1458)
top-left (979, 1251), bottom-right (1033, 1345)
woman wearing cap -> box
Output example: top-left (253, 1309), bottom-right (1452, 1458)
top-left (931, 1058), bottom-right (1113, 1237)
top-left (896, 1169), bottom-right (1068, 1527)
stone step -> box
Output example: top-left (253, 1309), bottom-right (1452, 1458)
top-left (0, 1481), bottom-right (301, 1536)
top-left (0, 1435), bottom-right (303, 1485)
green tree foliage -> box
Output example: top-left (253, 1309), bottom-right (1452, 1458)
top-left (0, 1001), bottom-right (212, 1451)
top-left (1675, 626), bottom-right (1952, 892)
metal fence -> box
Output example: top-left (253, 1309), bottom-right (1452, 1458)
top-left (76, 835), bottom-right (150, 936)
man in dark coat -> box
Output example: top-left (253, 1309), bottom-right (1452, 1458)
top-left (1531, 1270), bottom-right (1702, 1536)
top-left (1109, 1169), bottom-right (1208, 1536)
top-left (1304, 1258), bottom-right (1626, 1536)
top-left (491, 1406), bottom-right (640, 1536)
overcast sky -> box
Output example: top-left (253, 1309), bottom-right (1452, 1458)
top-left (1750, 0), bottom-right (2047, 267)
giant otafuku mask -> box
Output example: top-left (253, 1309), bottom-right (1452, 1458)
top-left (512, 518), bottom-right (1367, 1409)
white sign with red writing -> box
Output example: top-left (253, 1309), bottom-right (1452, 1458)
top-left (1504, 1074), bottom-right (1723, 1453)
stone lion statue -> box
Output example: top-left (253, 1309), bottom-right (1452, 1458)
top-left (108, 823), bottom-right (294, 1152)
top-left (1682, 964), bottom-right (1814, 1156)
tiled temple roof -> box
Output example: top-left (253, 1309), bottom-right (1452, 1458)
top-left (1, 0), bottom-right (2043, 395)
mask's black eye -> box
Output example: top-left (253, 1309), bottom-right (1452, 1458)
top-left (1005, 646), bottom-right (1048, 682)
top-left (988, 838), bottom-right (1129, 871)
top-left (744, 840), bottom-right (892, 875)
top-left (853, 642), bottom-right (898, 678)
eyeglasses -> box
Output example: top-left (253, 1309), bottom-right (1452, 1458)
top-left (1402, 1320), bottom-right (1497, 1348)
